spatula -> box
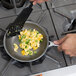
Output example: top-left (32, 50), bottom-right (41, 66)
top-left (6, 1), bottom-right (33, 37)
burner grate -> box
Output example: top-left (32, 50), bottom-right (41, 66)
top-left (0, 47), bottom-right (11, 61)
top-left (0, 28), bottom-right (5, 47)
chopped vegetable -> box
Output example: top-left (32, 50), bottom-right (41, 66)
top-left (37, 31), bottom-right (39, 34)
top-left (34, 51), bottom-right (37, 54)
top-left (25, 46), bottom-right (27, 48)
top-left (21, 50), bottom-right (26, 56)
top-left (19, 39), bottom-right (21, 42)
top-left (21, 35), bottom-right (26, 39)
top-left (35, 40), bottom-right (38, 42)
top-left (40, 39), bottom-right (43, 42)
top-left (14, 29), bottom-right (43, 56)
top-left (26, 50), bottom-right (33, 55)
top-left (25, 39), bottom-right (30, 44)
top-left (13, 43), bottom-right (18, 52)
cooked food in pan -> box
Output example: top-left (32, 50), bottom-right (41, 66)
top-left (13, 43), bottom-right (19, 52)
top-left (13, 29), bottom-right (43, 56)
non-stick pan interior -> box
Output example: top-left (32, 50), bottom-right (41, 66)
top-left (4, 22), bottom-right (48, 62)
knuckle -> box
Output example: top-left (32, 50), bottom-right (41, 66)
top-left (61, 44), bottom-right (67, 50)
top-left (65, 51), bottom-right (71, 55)
top-left (66, 34), bottom-right (72, 37)
top-left (70, 54), bottom-right (75, 57)
top-left (65, 51), bottom-right (69, 55)
top-left (58, 46), bottom-right (62, 51)
top-left (61, 45), bottom-right (64, 50)
top-left (58, 46), bottom-right (61, 51)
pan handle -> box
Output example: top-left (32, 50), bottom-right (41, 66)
top-left (48, 41), bottom-right (58, 48)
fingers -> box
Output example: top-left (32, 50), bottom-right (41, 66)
top-left (58, 48), bottom-right (74, 56)
top-left (54, 36), bottom-right (68, 45)
top-left (64, 51), bottom-right (72, 55)
top-left (69, 50), bottom-right (76, 57)
top-left (58, 45), bottom-right (62, 51)
top-left (57, 41), bottom-right (76, 57)
top-left (70, 54), bottom-right (75, 57)
top-left (45, 0), bottom-right (48, 1)
top-left (58, 47), bottom-right (76, 57)
top-left (65, 51), bottom-right (76, 57)
top-left (33, 1), bottom-right (37, 5)
top-left (30, 0), bottom-right (48, 5)
top-left (30, 0), bottom-right (36, 5)
top-left (54, 34), bottom-right (76, 57)
top-left (57, 44), bottom-right (66, 51)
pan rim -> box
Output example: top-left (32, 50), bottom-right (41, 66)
top-left (3, 21), bottom-right (49, 62)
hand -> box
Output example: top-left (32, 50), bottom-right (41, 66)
top-left (54, 34), bottom-right (76, 57)
top-left (30, 0), bottom-right (48, 5)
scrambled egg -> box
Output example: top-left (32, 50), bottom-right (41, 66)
top-left (13, 43), bottom-right (19, 52)
top-left (14, 29), bottom-right (43, 56)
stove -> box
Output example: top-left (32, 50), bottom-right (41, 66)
top-left (47, 0), bottom-right (76, 65)
top-left (0, 17), bottom-right (65, 75)
top-left (0, 0), bottom-right (76, 76)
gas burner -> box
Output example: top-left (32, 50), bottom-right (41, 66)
top-left (0, 28), bottom-right (5, 47)
top-left (12, 60), bottom-right (29, 68)
top-left (62, 18), bottom-right (76, 32)
top-left (0, 47), bottom-right (11, 61)
top-left (0, 27), bottom-right (48, 68)
top-left (53, 8), bottom-right (76, 32)
top-left (0, 27), bottom-right (55, 68)
top-left (62, 19), bottom-right (72, 31)
top-left (68, 19), bottom-right (76, 31)
top-left (0, 28), bottom-right (11, 61)
top-left (11, 55), bottom-right (45, 68)
top-left (0, 26), bottom-right (58, 69)
top-left (0, 47), bottom-right (46, 68)
top-left (32, 55), bottom-right (45, 65)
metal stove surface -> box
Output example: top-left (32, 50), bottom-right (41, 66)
top-left (0, 2), bottom-right (66, 76)
top-left (47, 0), bottom-right (76, 66)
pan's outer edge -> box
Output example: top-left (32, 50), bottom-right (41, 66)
top-left (3, 21), bottom-right (49, 62)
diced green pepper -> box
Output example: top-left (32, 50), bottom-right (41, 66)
top-left (29, 29), bottom-right (32, 31)
top-left (25, 39), bottom-right (30, 44)
top-left (20, 47), bottom-right (23, 49)
top-left (25, 46), bottom-right (27, 48)
top-left (19, 39), bottom-right (21, 42)
top-left (37, 31), bottom-right (39, 34)
top-left (40, 39), bottom-right (43, 42)
top-left (34, 51), bottom-right (37, 54)
top-left (35, 40), bottom-right (38, 42)
top-left (28, 50), bottom-right (33, 55)
top-left (21, 35), bottom-right (26, 39)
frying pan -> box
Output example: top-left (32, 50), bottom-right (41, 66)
top-left (3, 21), bottom-right (58, 62)
top-left (3, 21), bottom-right (48, 62)
top-left (1, 2), bottom-right (58, 62)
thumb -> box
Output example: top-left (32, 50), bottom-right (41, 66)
top-left (54, 36), bottom-right (67, 45)
top-left (45, 0), bottom-right (48, 1)
top-left (33, 1), bottom-right (37, 5)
